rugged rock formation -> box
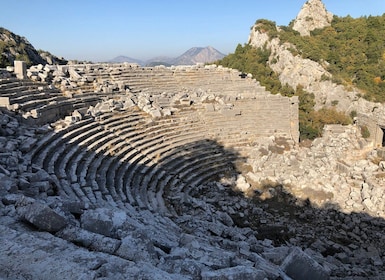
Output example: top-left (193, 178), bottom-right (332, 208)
top-left (292, 0), bottom-right (333, 36)
top-left (248, 26), bottom-right (357, 111)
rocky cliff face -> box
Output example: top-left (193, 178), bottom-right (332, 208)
top-left (248, 27), bottom-right (357, 111)
top-left (292, 0), bottom-right (333, 36)
top-left (248, 0), bottom-right (385, 147)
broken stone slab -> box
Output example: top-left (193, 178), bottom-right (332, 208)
top-left (262, 246), bottom-right (291, 265)
top-left (201, 266), bottom-right (268, 280)
top-left (0, 175), bottom-right (18, 194)
top-left (281, 247), bottom-right (330, 280)
top-left (81, 208), bottom-right (127, 238)
top-left (57, 225), bottom-right (121, 255)
top-left (216, 211), bottom-right (234, 227)
top-left (60, 200), bottom-right (88, 215)
top-left (162, 108), bottom-right (172, 116)
top-left (68, 68), bottom-right (82, 81)
top-left (2, 193), bottom-right (24, 205)
top-left (16, 199), bottom-right (67, 232)
top-left (0, 164), bottom-right (11, 176)
top-left (19, 137), bottom-right (37, 153)
top-left (149, 108), bottom-right (162, 118)
top-left (29, 169), bottom-right (53, 183)
top-left (115, 230), bottom-right (158, 263)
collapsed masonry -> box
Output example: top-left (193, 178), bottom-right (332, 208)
top-left (1, 61), bottom-right (385, 279)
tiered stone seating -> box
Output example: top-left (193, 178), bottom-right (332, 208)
top-left (0, 78), bottom-right (62, 109)
top-left (0, 77), bottom-right (121, 124)
top-left (26, 103), bottom-right (240, 213)
top-left (18, 63), bottom-right (298, 216)
top-left (73, 64), bottom-right (270, 101)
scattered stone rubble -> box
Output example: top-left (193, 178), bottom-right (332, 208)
top-left (0, 94), bottom-right (385, 279)
top-left (242, 125), bottom-right (385, 217)
top-left (1, 64), bottom-right (385, 279)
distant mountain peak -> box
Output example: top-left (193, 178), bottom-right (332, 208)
top-left (172, 46), bottom-right (225, 65)
top-left (293, 0), bottom-right (333, 36)
top-left (109, 46), bottom-right (225, 66)
top-left (108, 56), bottom-right (143, 65)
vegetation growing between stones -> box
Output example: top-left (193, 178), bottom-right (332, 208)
top-left (360, 125), bottom-right (371, 138)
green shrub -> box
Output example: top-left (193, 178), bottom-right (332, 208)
top-left (331, 100), bottom-right (339, 106)
top-left (360, 125), bottom-right (371, 138)
top-left (349, 110), bottom-right (357, 119)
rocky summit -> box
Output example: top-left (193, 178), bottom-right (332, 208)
top-left (292, 0), bottom-right (333, 36)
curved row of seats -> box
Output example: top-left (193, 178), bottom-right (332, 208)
top-left (69, 64), bottom-right (270, 100)
top-left (27, 103), bottom-right (245, 214)
top-left (0, 78), bottom-right (115, 124)
top-left (13, 63), bottom-right (295, 216)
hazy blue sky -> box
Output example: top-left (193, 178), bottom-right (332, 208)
top-left (1, 0), bottom-right (384, 62)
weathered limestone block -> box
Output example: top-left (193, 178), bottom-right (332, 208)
top-left (68, 68), bottom-right (81, 81)
top-left (0, 175), bottom-right (18, 194)
top-left (149, 108), bottom-right (162, 118)
top-left (81, 208), bottom-right (127, 238)
top-left (362, 198), bottom-right (376, 212)
top-left (57, 225), bottom-right (121, 255)
top-left (16, 200), bottom-right (67, 232)
top-left (201, 266), bottom-right (268, 280)
top-left (115, 230), bottom-right (158, 263)
top-left (0, 97), bottom-right (10, 107)
top-left (29, 169), bottom-right (52, 183)
top-left (19, 137), bottom-right (37, 153)
top-left (14, 60), bottom-right (27, 79)
top-left (235, 175), bottom-right (250, 193)
top-left (281, 247), bottom-right (330, 280)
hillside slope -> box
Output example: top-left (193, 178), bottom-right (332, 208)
top-left (216, 0), bottom-right (385, 141)
top-left (0, 27), bottom-right (67, 67)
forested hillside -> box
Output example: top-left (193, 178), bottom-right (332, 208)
top-left (216, 14), bottom-right (385, 140)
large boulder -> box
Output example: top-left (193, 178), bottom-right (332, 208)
top-left (281, 247), bottom-right (330, 280)
top-left (16, 199), bottom-right (67, 232)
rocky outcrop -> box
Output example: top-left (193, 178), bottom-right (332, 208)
top-left (292, 0), bottom-right (333, 36)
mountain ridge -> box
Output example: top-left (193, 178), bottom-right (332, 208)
top-left (109, 46), bottom-right (225, 66)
